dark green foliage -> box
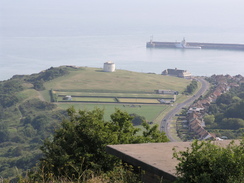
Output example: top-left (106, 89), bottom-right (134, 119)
top-left (130, 113), bottom-right (146, 126)
top-left (39, 107), bottom-right (169, 180)
top-left (10, 135), bottom-right (25, 143)
top-left (209, 97), bottom-right (244, 131)
top-left (31, 115), bottom-right (49, 131)
top-left (0, 130), bottom-right (10, 143)
top-left (0, 123), bottom-right (10, 143)
top-left (216, 93), bottom-right (233, 105)
top-left (22, 124), bottom-right (37, 138)
top-left (204, 114), bottom-right (215, 124)
top-left (220, 118), bottom-right (244, 130)
top-left (0, 79), bottom-right (23, 109)
top-left (19, 98), bottom-right (57, 116)
top-left (0, 99), bottom-right (65, 179)
top-left (142, 122), bottom-right (169, 142)
top-left (33, 79), bottom-right (45, 91)
top-left (208, 104), bottom-right (218, 114)
top-left (205, 76), bottom-right (244, 137)
top-left (50, 89), bottom-right (58, 102)
top-left (8, 146), bottom-right (23, 157)
top-left (225, 100), bottom-right (244, 119)
top-left (37, 67), bottom-right (69, 81)
top-left (26, 67), bottom-right (69, 91)
top-left (0, 67), bottom-right (72, 179)
top-left (185, 80), bottom-right (198, 94)
top-left (0, 94), bottom-right (19, 108)
top-left (0, 79), bottom-right (23, 94)
top-left (173, 140), bottom-right (244, 183)
top-left (238, 91), bottom-right (244, 99)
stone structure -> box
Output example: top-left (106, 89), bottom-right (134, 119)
top-left (162, 68), bottom-right (191, 78)
top-left (103, 61), bottom-right (115, 72)
top-left (106, 140), bottom-right (239, 183)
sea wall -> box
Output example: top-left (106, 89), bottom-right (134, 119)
top-left (146, 41), bottom-right (244, 51)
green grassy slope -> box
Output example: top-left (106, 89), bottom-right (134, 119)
top-left (44, 67), bottom-right (190, 93)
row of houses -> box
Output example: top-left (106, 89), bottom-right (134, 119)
top-left (186, 75), bottom-right (243, 140)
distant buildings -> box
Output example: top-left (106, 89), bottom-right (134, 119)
top-left (162, 68), bottom-right (191, 78)
top-left (155, 89), bottom-right (178, 95)
top-left (184, 74), bottom-right (244, 141)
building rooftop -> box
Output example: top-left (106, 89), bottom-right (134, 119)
top-left (106, 140), bottom-right (239, 182)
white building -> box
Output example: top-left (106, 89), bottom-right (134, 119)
top-left (103, 62), bottom-right (115, 72)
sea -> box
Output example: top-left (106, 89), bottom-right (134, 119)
top-left (1, 0), bottom-right (244, 81)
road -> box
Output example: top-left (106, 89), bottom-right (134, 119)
top-left (160, 77), bottom-right (210, 142)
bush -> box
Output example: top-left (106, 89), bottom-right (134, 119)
top-left (173, 140), bottom-right (244, 183)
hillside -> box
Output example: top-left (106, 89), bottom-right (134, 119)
top-left (43, 67), bottom-right (189, 93)
top-left (0, 66), bottom-right (191, 179)
top-left (42, 66), bottom-right (191, 122)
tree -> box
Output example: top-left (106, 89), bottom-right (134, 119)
top-left (33, 79), bottom-right (45, 91)
top-left (216, 93), bottom-right (233, 105)
top-left (31, 115), bottom-right (49, 131)
top-left (224, 100), bottom-right (244, 120)
top-left (0, 123), bottom-right (10, 143)
top-left (185, 80), bottom-right (198, 94)
top-left (204, 114), bottom-right (215, 125)
top-left (220, 118), bottom-right (244, 130)
top-left (0, 94), bottom-right (19, 108)
top-left (208, 104), bottom-right (218, 114)
top-left (173, 140), bottom-right (244, 183)
top-left (39, 107), bottom-right (168, 180)
top-left (130, 113), bottom-right (145, 126)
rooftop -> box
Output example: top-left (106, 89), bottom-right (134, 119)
top-left (106, 140), bottom-right (239, 182)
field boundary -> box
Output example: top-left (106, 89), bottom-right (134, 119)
top-left (57, 95), bottom-right (173, 105)
top-left (58, 95), bottom-right (174, 99)
top-left (56, 95), bottom-right (174, 105)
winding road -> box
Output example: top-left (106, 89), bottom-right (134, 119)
top-left (160, 77), bottom-right (210, 142)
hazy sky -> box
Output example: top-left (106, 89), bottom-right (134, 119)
top-left (1, 0), bottom-right (244, 80)
top-left (1, 0), bottom-right (244, 39)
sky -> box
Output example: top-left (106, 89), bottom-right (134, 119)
top-left (1, 0), bottom-right (244, 39)
top-left (0, 0), bottom-right (244, 80)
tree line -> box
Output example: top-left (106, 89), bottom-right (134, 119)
top-left (204, 81), bottom-right (244, 138)
top-left (184, 80), bottom-right (198, 94)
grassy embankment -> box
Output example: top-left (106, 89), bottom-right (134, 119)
top-left (42, 67), bottom-right (191, 125)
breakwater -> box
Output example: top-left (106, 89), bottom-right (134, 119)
top-left (146, 41), bottom-right (244, 51)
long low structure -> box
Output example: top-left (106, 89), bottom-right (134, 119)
top-left (106, 140), bottom-right (239, 183)
top-left (146, 39), bottom-right (244, 51)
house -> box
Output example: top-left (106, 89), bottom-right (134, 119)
top-left (188, 107), bottom-right (204, 113)
top-left (155, 89), bottom-right (178, 95)
top-left (161, 68), bottom-right (191, 78)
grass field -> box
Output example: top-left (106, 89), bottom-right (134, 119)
top-left (117, 98), bottom-right (160, 103)
top-left (58, 96), bottom-right (162, 104)
top-left (53, 91), bottom-right (173, 98)
top-left (57, 103), bottom-right (168, 122)
top-left (44, 67), bottom-right (190, 93)
top-left (58, 96), bottom-right (116, 102)
top-left (42, 67), bottom-right (191, 125)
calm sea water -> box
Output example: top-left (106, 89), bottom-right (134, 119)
top-left (1, 0), bottom-right (244, 81)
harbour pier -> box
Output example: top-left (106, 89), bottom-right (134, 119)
top-left (146, 38), bottom-right (244, 51)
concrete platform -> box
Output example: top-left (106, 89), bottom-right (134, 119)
top-left (106, 140), bottom-right (239, 182)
